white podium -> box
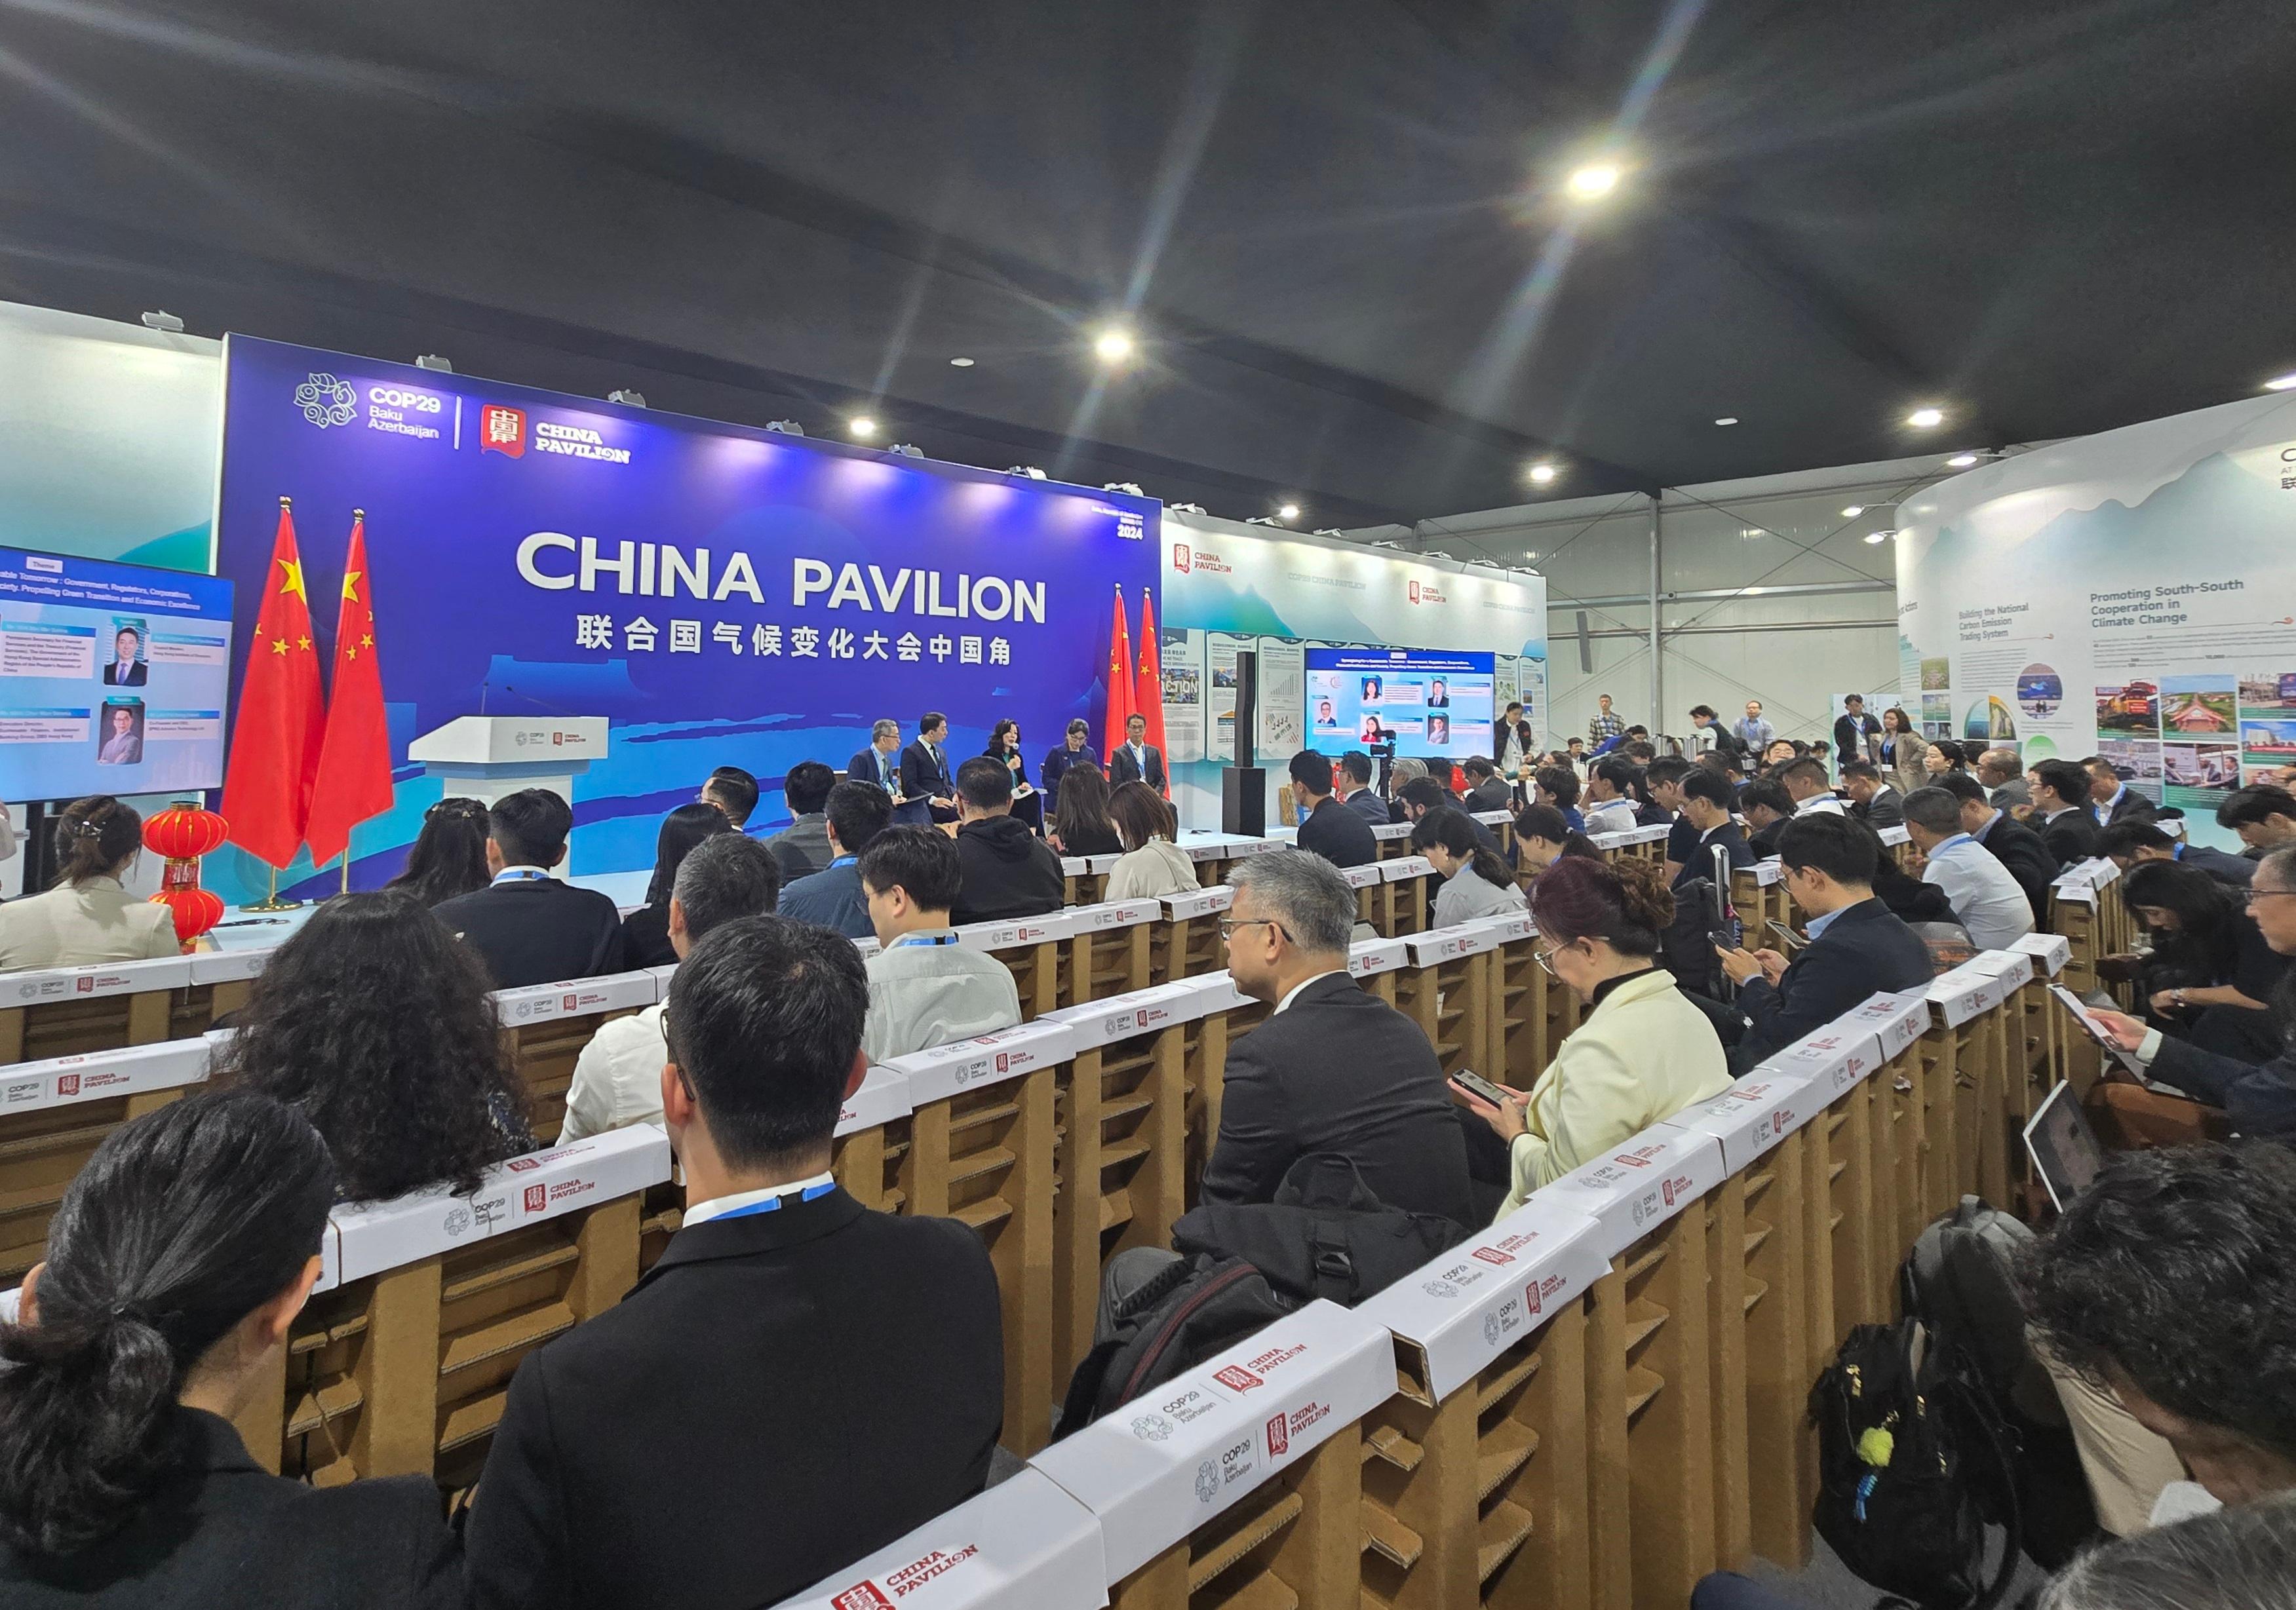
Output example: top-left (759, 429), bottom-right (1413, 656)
top-left (406, 717), bottom-right (610, 874)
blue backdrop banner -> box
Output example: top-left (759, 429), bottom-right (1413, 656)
top-left (214, 335), bottom-right (1158, 900)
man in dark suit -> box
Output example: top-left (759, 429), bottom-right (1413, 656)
top-left (1937, 772), bottom-right (2057, 920)
top-left (1108, 711), bottom-right (1165, 793)
top-left (1840, 761), bottom-right (1904, 828)
top-left (1338, 750), bottom-right (1389, 825)
top-left (847, 718), bottom-right (904, 795)
top-left (1399, 774), bottom-right (1504, 857)
top-left (466, 917), bottom-right (1003, 1610)
top-left (2084, 755), bottom-right (2156, 828)
top-left (2098, 819), bottom-right (2256, 888)
top-left (101, 624), bottom-right (148, 685)
top-left (1289, 749), bottom-right (1378, 868)
top-left (1203, 849), bottom-right (1473, 1227)
top-left (2029, 759), bottom-right (2103, 866)
top-left (899, 711), bottom-right (957, 822)
top-left (1831, 695), bottom-right (1880, 770)
top-left (1717, 813), bottom-right (1934, 1069)
top-left (432, 788), bottom-right (627, 989)
top-left (1462, 756), bottom-right (1512, 813)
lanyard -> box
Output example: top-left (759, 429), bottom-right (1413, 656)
top-left (493, 870), bottom-right (551, 884)
top-left (889, 932), bottom-right (958, 950)
top-left (710, 1181), bottom-right (838, 1221)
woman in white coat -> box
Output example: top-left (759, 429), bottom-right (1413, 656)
top-left (0, 795), bottom-right (178, 972)
top-left (1458, 853), bottom-right (1729, 1216)
top-left (1101, 780), bottom-right (1199, 902)
top-left (1411, 808), bottom-right (1527, 928)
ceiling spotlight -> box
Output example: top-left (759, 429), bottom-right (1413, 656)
top-left (1862, 531), bottom-right (1887, 545)
top-left (1566, 163), bottom-right (1622, 201)
top-left (415, 354), bottom-right (453, 373)
top-left (1713, 416), bottom-right (1738, 427)
top-left (1527, 463), bottom-right (1558, 485)
top-left (1906, 406), bottom-right (1944, 429)
top-left (949, 356), bottom-right (976, 368)
top-left (1841, 506), bottom-right (1865, 518)
top-left (766, 419), bottom-right (806, 436)
top-left (1945, 452), bottom-right (1978, 468)
top-left (2263, 372), bottom-right (2296, 392)
top-left (608, 389), bottom-right (647, 408)
top-left (1093, 327), bottom-right (1135, 364)
top-left (1277, 503), bottom-right (1300, 521)
top-left (138, 309), bottom-right (185, 334)
top-left (848, 415), bottom-right (878, 439)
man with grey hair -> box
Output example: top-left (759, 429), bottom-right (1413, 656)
top-left (558, 834), bottom-right (782, 1141)
top-left (1199, 849), bottom-right (1473, 1227)
top-left (2039, 1497), bottom-right (2296, 1610)
top-left (846, 719), bottom-right (905, 797)
top-left (1903, 784), bottom-right (2035, 951)
top-left (1977, 746), bottom-right (2031, 811)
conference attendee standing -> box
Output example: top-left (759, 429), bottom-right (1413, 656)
top-left (1289, 750), bottom-right (1378, 868)
top-left (847, 719), bottom-right (905, 795)
top-left (777, 780), bottom-right (895, 940)
top-left (0, 796), bottom-right (178, 972)
top-left (431, 790), bottom-right (627, 989)
top-left (467, 917), bottom-right (1004, 1610)
top-left (1687, 705), bottom-right (1741, 760)
top-left (1840, 761), bottom-right (1904, 827)
top-left (1201, 851), bottom-right (1473, 1227)
top-left (1734, 700), bottom-right (1775, 753)
top-left (1716, 814), bottom-right (1933, 1067)
top-left (1936, 771), bottom-right (2057, 920)
top-left (899, 712), bottom-right (958, 823)
top-left (1413, 809), bottom-right (1528, 927)
top-left (1902, 785), bottom-right (2036, 951)
top-left (1039, 718), bottom-right (1099, 810)
top-left (2029, 759), bottom-right (2103, 866)
top-left (1878, 707), bottom-right (1924, 795)
top-left (1493, 701), bottom-right (1534, 777)
top-left (1459, 856), bottom-right (1729, 1213)
top-left (1109, 712), bottom-right (1166, 793)
top-left (760, 761), bottom-right (838, 883)
top-left (949, 757), bottom-right (1065, 925)
top-left (1832, 695), bottom-right (1880, 771)
top-left (1103, 780), bottom-right (1201, 901)
top-left (1587, 693), bottom-right (1624, 746)
top-left (0, 1095), bottom-right (461, 1609)
top-left (2085, 755), bottom-right (2156, 828)
top-left (560, 835), bottom-right (782, 1141)
top-left (859, 827), bottom-right (1021, 1064)
top-left (620, 801), bottom-right (732, 968)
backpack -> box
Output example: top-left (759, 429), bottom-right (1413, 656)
top-left (1900, 1197), bottom-right (2100, 1567)
top-left (1168, 1153), bottom-right (1471, 1306)
top-left (1052, 1248), bottom-right (1291, 1439)
top-left (1809, 1320), bottom-right (2020, 1610)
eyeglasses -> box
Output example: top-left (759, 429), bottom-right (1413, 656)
top-left (1532, 944), bottom-right (1561, 977)
top-left (1218, 916), bottom-right (1293, 943)
top-left (2251, 886), bottom-right (2296, 902)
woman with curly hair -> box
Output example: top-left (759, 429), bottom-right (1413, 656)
top-left (212, 891), bottom-right (534, 1202)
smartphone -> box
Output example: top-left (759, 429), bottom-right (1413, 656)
top-left (1766, 921), bottom-right (1808, 953)
top-left (1709, 916), bottom-right (1743, 952)
top-left (1450, 1069), bottom-right (1512, 1107)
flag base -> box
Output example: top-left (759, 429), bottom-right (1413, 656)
top-left (243, 867), bottom-right (304, 912)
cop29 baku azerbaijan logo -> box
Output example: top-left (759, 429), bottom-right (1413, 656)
top-left (295, 372), bottom-right (357, 429)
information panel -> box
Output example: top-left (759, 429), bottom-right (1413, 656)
top-left (1305, 647), bottom-right (1494, 761)
top-left (0, 547), bottom-right (233, 799)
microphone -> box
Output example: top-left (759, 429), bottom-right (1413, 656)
top-left (501, 683), bottom-right (585, 720)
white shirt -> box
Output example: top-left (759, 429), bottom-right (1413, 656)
top-left (2093, 786), bottom-right (2125, 824)
top-left (1794, 794), bottom-right (1848, 816)
top-left (684, 1170), bottom-right (838, 1229)
top-left (1276, 968), bottom-right (1346, 1014)
top-left (558, 1003), bottom-right (671, 1143)
top-left (1920, 834), bottom-right (2036, 951)
top-left (862, 932), bottom-right (1022, 1064)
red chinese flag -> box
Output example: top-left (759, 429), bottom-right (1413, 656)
top-left (220, 499), bottom-right (326, 868)
top-left (1102, 586), bottom-right (1137, 758)
top-left (305, 512), bottom-right (395, 866)
top-left (1132, 591), bottom-right (1169, 796)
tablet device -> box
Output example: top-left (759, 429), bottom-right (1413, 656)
top-left (2024, 1079), bottom-right (2106, 1212)
top-left (2048, 984), bottom-right (2150, 1081)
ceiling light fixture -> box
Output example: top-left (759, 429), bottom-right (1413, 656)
top-left (2265, 372), bottom-right (2296, 392)
top-left (1527, 463), bottom-right (1558, 485)
top-left (1863, 531), bottom-right (1887, 545)
top-left (1906, 406), bottom-right (1945, 428)
top-left (1945, 453), bottom-right (1978, 468)
top-left (1841, 506), bottom-right (1865, 518)
top-left (1713, 416), bottom-right (1738, 427)
top-left (1566, 163), bottom-right (1622, 201)
top-left (949, 356), bottom-right (975, 368)
top-left (1277, 503), bottom-right (1300, 521)
top-left (1093, 327), bottom-right (1135, 364)
top-left (847, 416), bottom-right (878, 439)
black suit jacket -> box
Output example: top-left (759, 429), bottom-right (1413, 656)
top-left (899, 738), bottom-right (954, 802)
top-left (1108, 742), bottom-right (1166, 792)
top-left (1733, 898), bottom-right (1934, 1067)
top-left (1977, 814), bottom-right (2058, 921)
top-left (1294, 795), bottom-right (1379, 868)
top-left (1203, 972), bottom-right (1473, 1227)
top-left (2038, 809), bottom-right (2103, 868)
top-left (1852, 787), bottom-right (1905, 828)
top-left (466, 1189), bottom-right (1003, 1610)
top-left (432, 877), bottom-right (628, 990)
top-left (0, 1409), bottom-right (458, 1609)
top-left (2145, 1036), bottom-right (2296, 1140)
top-left (1465, 778), bottom-right (1513, 813)
top-left (102, 661), bottom-right (147, 686)
top-left (2095, 787), bottom-right (2156, 828)
top-left (846, 745), bottom-right (900, 794)
top-left (2178, 843), bottom-right (2256, 887)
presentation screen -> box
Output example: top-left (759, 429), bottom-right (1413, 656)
top-left (1304, 647), bottom-right (1494, 760)
top-left (0, 548), bottom-right (234, 802)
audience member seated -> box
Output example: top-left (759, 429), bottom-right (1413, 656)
top-left (1383, 757), bottom-right (1430, 822)
top-left (1975, 746), bottom-right (2030, 810)
top-left (1102, 780), bottom-right (1199, 900)
top-left (619, 801), bottom-right (733, 968)
top-left (699, 764), bottom-right (758, 828)
top-left (1046, 758), bottom-right (1121, 857)
top-left (899, 711), bottom-right (960, 822)
top-left (2029, 759), bottom-right (2104, 866)
top-left (1760, 737), bottom-right (1799, 771)
top-left (2114, 859), bottom-right (2284, 1061)
top-left (2037, 1497), bottom-right (2296, 1610)
top-left (779, 779), bottom-right (895, 938)
top-left (949, 757), bottom-right (1064, 925)
top-left (1461, 756), bottom-right (1511, 813)
top-left (1717, 814), bottom-right (1934, 1069)
top-left (1924, 738), bottom-right (1969, 778)
top-left (1399, 774), bottom-right (1504, 854)
top-left (2086, 867), bottom-right (2296, 1144)
top-left (0, 1094), bottom-right (461, 1605)
top-left (1840, 759), bottom-right (1905, 826)
top-left (760, 760), bottom-right (838, 883)
top-left (1038, 718), bottom-right (1098, 810)
top-left (1673, 767), bottom-right (1753, 888)
top-left (1338, 750), bottom-right (1389, 824)
top-left (2219, 784), bottom-right (2296, 858)
top-left (383, 795), bottom-right (492, 908)
top-left (1200, 851), bottom-right (1472, 1227)
top-left (1903, 784), bottom-right (2037, 951)
top-left (467, 917), bottom-right (1003, 1610)
top-left (1935, 770), bottom-right (2057, 920)
top-left (560, 835), bottom-right (782, 1141)
top-left (1582, 759), bottom-right (1643, 834)
top-left (2099, 818), bottom-right (2255, 887)
top-left (1532, 763), bottom-right (1586, 832)
top-left (1646, 757), bottom-right (1698, 878)
top-left (1459, 855), bottom-right (1728, 1214)
top-left (1739, 778), bottom-right (1795, 858)
top-left (1292, 749), bottom-right (1379, 868)
top-left (847, 719), bottom-right (905, 795)
top-left (1776, 756), bottom-right (1846, 818)
top-left (2023, 1141), bottom-right (2296, 1531)
top-left (0, 796), bottom-right (179, 972)
top-left (2084, 754), bottom-right (2154, 828)
top-left (859, 826), bottom-right (1022, 1064)
top-left (1412, 809), bottom-right (1528, 927)
top-left (214, 891), bottom-right (534, 1199)
top-left (431, 788), bottom-right (628, 988)
top-left (1513, 804), bottom-right (1600, 875)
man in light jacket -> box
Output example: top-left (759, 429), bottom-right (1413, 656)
top-left (859, 827), bottom-right (1020, 1064)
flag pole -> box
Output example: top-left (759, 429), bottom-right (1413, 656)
top-left (340, 851), bottom-right (350, 896)
top-left (246, 864), bottom-right (302, 913)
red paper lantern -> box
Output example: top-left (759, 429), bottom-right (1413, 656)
top-left (144, 801), bottom-right (229, 949)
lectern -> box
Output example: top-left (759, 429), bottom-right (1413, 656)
top-left (406, 717), bottom-right (610, 875)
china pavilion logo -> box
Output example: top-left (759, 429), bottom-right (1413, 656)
top-left (294, 372), bottom-right (357, 429)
